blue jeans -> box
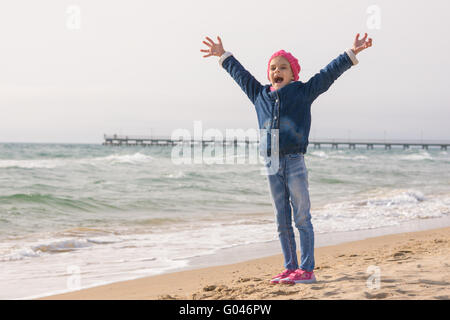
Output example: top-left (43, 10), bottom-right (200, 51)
top-left (265, 153), bottom-right (315, 272)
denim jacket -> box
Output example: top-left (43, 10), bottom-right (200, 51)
top-left (220, 50), bottom-right (358, 156)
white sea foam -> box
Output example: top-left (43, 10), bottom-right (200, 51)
top-left (0, 152), bottom-right (154, 169)
top-left (400, 152), bottom-right (433, 161)
top-left (366, 190), bottom-right (425, 207)
top-left (312, 190), bottom-right (449, 233)
top-left (332, 155), bottom-right (368, 161)
top-left (0, 247), bottom-right (41, 261)
top-left (165, 171), bottom-right (186, 179)
top-left (0, 235), bottom-right (124, 262)
top-left (0, 159), bottom-right (65, 169)
top-left (94, 153), bottom-right (154, 164)
top-left (31, 239), bottom-right (93, 253)
top-left (310, 151), bottom-right (329, 158)
top-left (309, 151), bottom-right (368, 161)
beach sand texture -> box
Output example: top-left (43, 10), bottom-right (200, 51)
top-left (42, 227), bottom-right (450, 300)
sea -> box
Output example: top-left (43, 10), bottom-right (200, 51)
top-left (0, 142), bottom-right (449, 299)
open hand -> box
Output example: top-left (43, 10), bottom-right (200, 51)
top-left (200, 36), bottom-right (225, 58)
top-left (352, 33), bottom-right (373, 55)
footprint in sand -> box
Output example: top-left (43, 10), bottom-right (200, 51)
top-left (203, 285), bottom-right (217, 292)
top-left (387, 251), bottom-right (412, 261)
top-left (418, 279), bottom-right (450, 286)
top-left (334, 275), bottom-right (354, 281)
top-left (270, 290), bottom-right (296, 296)
top-left (323, 290), bottom-right (340, 297)
top-left (364, 291), bottom-right (390, 299)
top-left (158, 294), bottom-right (179, 300)
top-left (381, 278), bottom-right (396, 283)
top-left (395, 289), bottom-right (409, 294)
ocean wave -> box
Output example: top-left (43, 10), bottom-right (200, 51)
top-left (32, 239), bottom-right (93, 253)
top-left (0, 235), bottom-right (123, 262)
top-left (366, 191), bottom-right (425, 207)
top-left (0, 152), bottom-right (154, 169)
top-left (309, 151), bottom-right (368, 161)
top-left (308, 149), bottom-right (448, 163)
top-left (310, 151), bottom-right (328, 158)
top-left (0, 193), bottom-right (118, 213)
top-left (165, 171), bottom-right (186, 179)
top-left (133, 217), bottom-right (188, 226)
top-left (90, 153), bottom-right (154, 165)
top-left (0, 193), bottom-right (65, 204)
top-left (341, 190), bottom-right (428, 209)
top-left (318, 177), bottom-right (349, 184)
top-left (55, 227), bottom-right (116, 237)
top-left (333, 155), bottom-right (368, 161)
top-left (399, 152), bottom-right (433, 161)
top-left (313, 190), bottom-right (449, 233)
top-left (0, 159), bottom-right (65, 169)
top-left (0, 248), bottom-right (41, 261)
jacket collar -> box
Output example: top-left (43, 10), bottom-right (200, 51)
top-left (264, 81), bottom-right (300, 99)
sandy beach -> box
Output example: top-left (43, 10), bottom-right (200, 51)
top-left (41, 226), bottom-right (450, 300)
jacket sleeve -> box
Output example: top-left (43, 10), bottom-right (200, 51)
top-left (304, 49), bottom-right (358, 102)
top-left (220, 52), bottom-right (263, 105)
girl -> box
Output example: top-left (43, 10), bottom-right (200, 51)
top-left (201, 33), bottom-right (372, 284)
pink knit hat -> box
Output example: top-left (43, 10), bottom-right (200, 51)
top-left (267, 50), bottom-right (301, 81)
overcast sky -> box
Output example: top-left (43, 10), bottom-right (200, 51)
top-left (0, 0), bottom-right (449, 143)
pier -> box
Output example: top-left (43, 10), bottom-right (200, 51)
top-left (103, 135), bottom-right (449, 150)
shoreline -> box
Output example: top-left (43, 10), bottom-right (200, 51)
top-left (184, 215), bottom-right (450, 272)
top-left (39, 217), bottom-right (450, 300)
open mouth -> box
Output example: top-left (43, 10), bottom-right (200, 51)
top-left (274, 76), bottom-right (284, 84)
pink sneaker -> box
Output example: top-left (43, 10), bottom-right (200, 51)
top-left (280, 269), bottom-right (316, 284)
top-left (270, 269), bottom-right (296, 284)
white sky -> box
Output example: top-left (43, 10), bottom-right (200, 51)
top-left (0, 0), bottom-right (449, 143)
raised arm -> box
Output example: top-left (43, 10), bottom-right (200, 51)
top-left (201, 36), bottom-right (263, 105)
top-left (304, 33), bottom-right (373, 102)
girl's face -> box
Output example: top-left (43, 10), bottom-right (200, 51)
top-left (269, 56), bottom-right (294, 90)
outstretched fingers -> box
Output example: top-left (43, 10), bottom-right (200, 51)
top-left (201, 35), bottom-right (224, 58)
top-left (205, 36), bottom-right (215, 46)
top-left (200, 48), bottom-right (211, 56)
